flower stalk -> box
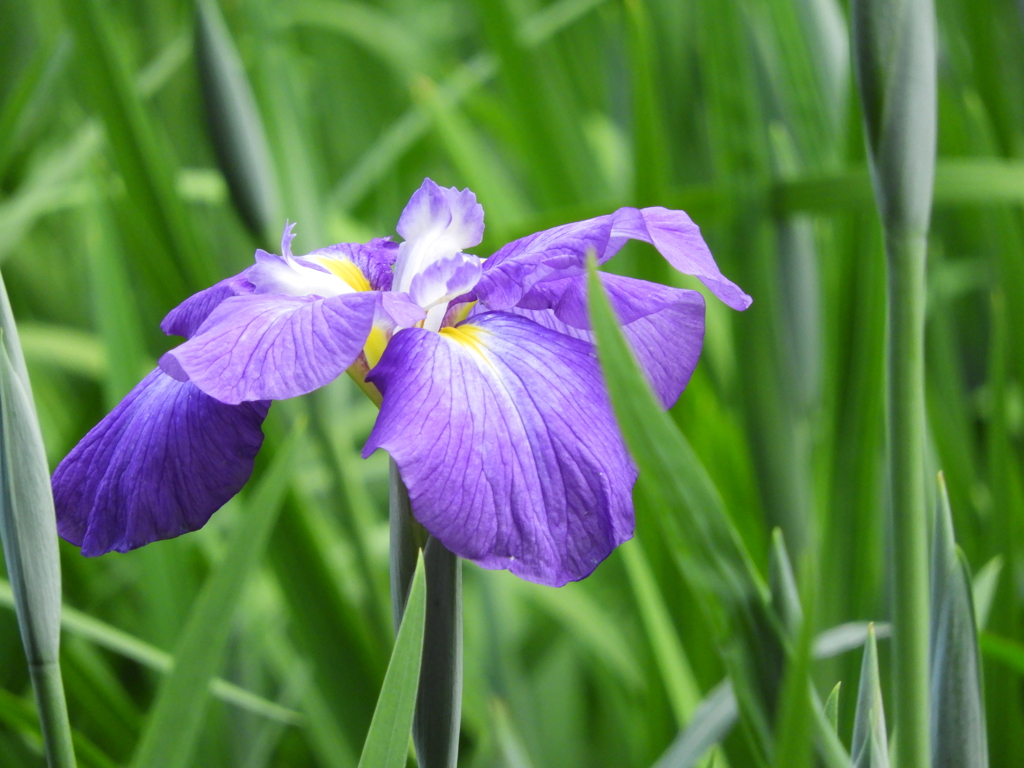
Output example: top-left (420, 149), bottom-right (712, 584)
top-left (851, 0), bottom-right (937, 765)
top-left (0, 271), bottom-right (77, 768)
top-left (389, 460), bottom-right (463, 768)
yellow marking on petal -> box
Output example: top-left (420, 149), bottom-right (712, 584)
top-left (440, 324), bottom-right (491, 359)
top-left (449, 300), bottom-right (477, 325)
top-left (364, 325), bottom-right (389, 368)
top-left (311, 256), bottom-right (372, 292)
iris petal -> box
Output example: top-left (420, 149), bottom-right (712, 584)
top-left (362, 311), bottom-right (636, 587)
top-left (160, 291), bottom-right (377, 403)
top-left (507, 273), bottom-right (705, 409)
top-left (475, 206), bottom-right (751, 312)
top-left (161, 273), bottom-right (255, 339)
top-left (53, 369), bottom-right (269, 556)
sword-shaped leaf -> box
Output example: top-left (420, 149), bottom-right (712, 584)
top-left (929, 473), bottom-right (987, 768)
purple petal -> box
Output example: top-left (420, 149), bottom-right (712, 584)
top-left (397, 179), bottom-right (450, 240)
top-left (506, 273), bottom-right (705, 409)
top-left (160, 291), bottom-right (377, 403)
top-left (53, 369), bottom-right (269, 556)
top-left (362, 311), bottom-right (636, 586)
top-left (396, 179), bottom-right (484, 249)
top-left (474, 215), bottom-right (614, 309)
top-left (408, 252), bottom-right (483, 309)
top-left (611, 207), bottom-right (751, 310)
top-left (281, 220), bottom-right (297, 257)
top-left (475, 207), bottom-right (751, 312)
top-left (306, 238), bottom-right (398, 292)
top-left (380, 291), bottom-right (427, 328)
top-left (161, 273), bottom-right (255, 339)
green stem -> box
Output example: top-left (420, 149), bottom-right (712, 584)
top-left (887, 227), bottom-right (930, 768)
top-left (389, 460), bottom-right (462, 768)
top-left (29, 662), bottom-right (76, 768)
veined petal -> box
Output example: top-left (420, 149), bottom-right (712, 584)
top-left (53, 369), bottom-right (269, 556)
top-left (474, 215), bottom-right (614, 309)
top-left (610, 207), bottom-right (751, 310)
top-left (509, 273), bottom-right (705, 409)
top-left (475, 206), bottom-right (751, 311)
top-left (362, 311), bottom-right (636, 586)
top-left (161, 273), bottom-right (255, 339)
top-left (303, 238), bottom-right (398, 292)
top-left (160, 291), bottom-right (377, 403)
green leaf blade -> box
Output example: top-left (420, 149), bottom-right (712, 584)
top-left (357, 549), bottom-right (427, 768)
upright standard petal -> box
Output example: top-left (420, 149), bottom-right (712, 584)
top-left (394, 179), bottom-right (484, 292)
top-left (511, 273), bottom-right (705, 409)
top-left (53, 369), bottom-right (269, 556)
top-left (475, 206), bottom-right (751, 311)
top-left (362, 312), bottom-right (636, 587)
top-left (409, 252), bottom-right (483, 310)
top-left (160, 291), bottom-right (377, 403)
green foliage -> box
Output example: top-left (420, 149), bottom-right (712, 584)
top-left (356, 549), bottom-right (425, 768)
top-left (1, 0), bottom-right (1022, 765)
top-left (851, 626), bottom-right (888, 768)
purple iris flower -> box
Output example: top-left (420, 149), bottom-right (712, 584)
top-left (52, 179), bottom-right (750, 587)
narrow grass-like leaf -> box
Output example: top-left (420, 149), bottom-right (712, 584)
top-left (850, 625), bottom-right (888, 768)
top-left (129, 423), bottom-right (303, 768)
top-left (520, 577), bottom-right (643, 691)
top-left (651, 681), bottom-right (737, 768)
top-left (389, 464), bottom-right (461, 768)
top-left (771, 531), bottom-right (815, 768)
top-left (413, 537), bottom-right (461, 768)
top-left (60, 0), bottom-right (211, 294)
top-left (930, 473), bottom-right (987, 768)
top-left (0, 36), bottom-right (71, 181)
top-left (0, 578), bottom-right (303, 726)
top-left (0, 270), bottom-right (76, 767)
top-left (0, 687), bottom-right (114, 768)
top-left (769, 528), bottom-right (803, 633)
top-left (971, 555), bottom-right (1003, 632)
top-left (490, 698), bottom-right (537, 768)
top-left (814, 623), bottom-right (891, 660)
top-left (282, 0), bottom-right (430, 79)
top-left (356, 550), bottom-right (426, 768)
top-left (82, 191), bottom-right (149, 406)
top-left (327, 0), bottom-right (608, 213)
top-left (825, 683), bottom-right (841, 733)
top-left (195, 0), bottom-right (282, 241)
top-left (619, 537), bottom-right (697, 704)
top-left (17, 324), bottom-right (107, 382)
top-left (412, 75), bottom-right (529, 235)
top-left (852, 0), bottom-right (938, 761)
top-left (587, 256), bottom-right (780, 762)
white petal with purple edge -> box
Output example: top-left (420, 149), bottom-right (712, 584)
top-left (52, 369), bottom-right (269, 556)
top-left (393, 179), bottom-right (484, 293)
top-left (249, 249), bottom-right (356, 298)
top-left (160, 291), bottom-right (377, 403)
top-left (362, 311), bottom-right (636, 587)
top-left (408, 252), bottom-right (483, 310)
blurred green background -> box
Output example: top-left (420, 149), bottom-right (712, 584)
top-left (1, 0), bottom-right (1024, 765)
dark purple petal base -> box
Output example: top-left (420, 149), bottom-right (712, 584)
top-left (53, 369), bottom-right (269, 556)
